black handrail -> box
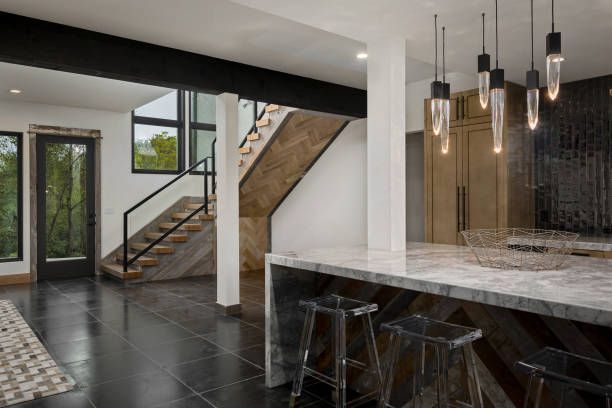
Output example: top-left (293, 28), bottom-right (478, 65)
top-left (238, 103), bottom-right (270, 148)
top-left (123, 139), bottom-right (216, 272)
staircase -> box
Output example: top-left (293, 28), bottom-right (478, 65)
top-left (101, 102), bottom-right (354, 282)
top-left (100, 195), bottom-right (217, 282)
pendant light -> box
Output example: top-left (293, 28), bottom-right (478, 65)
top-left (477, 13), bottom-right (491, 109)
top-left (526, 0), bottom-right (539, 130)
top-left (430, 14), bottom-right (444, 136)
top-left (490, 0), bottom-right (505, 154)
top-left (440, 26), bottom-right (451, 154)
top-left (546, 0), bottom-right (563, 100)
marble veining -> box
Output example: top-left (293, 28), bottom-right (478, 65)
top-left (266, 242), bottom-right (612, 327)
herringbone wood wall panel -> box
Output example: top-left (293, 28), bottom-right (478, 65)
top-left (239, 217), bottom-right (267, 272)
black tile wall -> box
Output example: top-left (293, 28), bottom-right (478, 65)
top-left (534, 74), bottom-right (612, 235)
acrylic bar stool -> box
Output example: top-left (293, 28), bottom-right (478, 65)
top-left (378, 315), bottom-right (484, 408)
top-left (289, 294), bottom-right (382, 408)
top-left (515, 347), bottom-right (612, 407)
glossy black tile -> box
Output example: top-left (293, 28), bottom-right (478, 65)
top-left (29, 310), bottom-right (97, 332)
top-left (157, 305), bottom-right (217, 323)
top-left (170, 353), bottom-right (263, 393)
top-left (64, 349), bottom-right (159, 386)
top-left (178, 315), bottom-right (248, 336)
top-left (153, 395), bottom-right (215, 408)
top-left (46, 333), bottom-right (134, 364)
top-left (141, 337), bottom-right (225, 366)
top-left (103, 311), bottom-right (170, 332)
top-left (38, 320), bottom-right (114, 345)
top-left (235, 344), bottom-right (265, 369)
top-left (120, 322), bottom-right (194, 348)
top-left (11, 390), bottom-right (95, 408)
top-left (86, 370), bottom-right (192, 408)
top-left (202, 325), bottom-right (265, 351)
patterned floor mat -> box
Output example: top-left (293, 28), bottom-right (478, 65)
top-left (0, 300), bottom-right (75, 407)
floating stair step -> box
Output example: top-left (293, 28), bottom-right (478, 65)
top-left (145, 231), bottom-right (190, 241)
top-left (100, 262), bottom-right (142, 280)
top-left (265, 104), bottom-right (280, 113)
top-left (130, 242), bottom-right (174, 254)
top-left (199, 213), bottom-right (215, 221)
top-left (208, 194), bottom-right (216, 201)
top-left (158, 222), bottom-right (202, 232)
top-left (246, 132), bottom-right (260, 141)
top-left (238, 159), bottom-right (244, 166)
top-left (115, 253), bottom-right (159, 267)
top-left (255, 117), bottom-right (270, 127)
top-left (239, 146), bottom-right (251, 154)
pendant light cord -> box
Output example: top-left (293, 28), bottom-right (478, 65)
top-left (552, 0), bottom-right (555, 32)
top-left (434, 14), bottom-right (438, 81)
top-left (442, 26), bottom-right (446, 82)
top-left (495, 0), bottom-right (499, 68)
top-left (531, 0), bottom-right (534, 69)
top-left (482, 13), bottom-right (485, 53)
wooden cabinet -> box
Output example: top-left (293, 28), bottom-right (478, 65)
top-left (424, 83), bottom-right (534, 244)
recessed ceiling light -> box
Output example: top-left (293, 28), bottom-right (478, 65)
top-left (356, 52), bottom-right (368, 60)
top-left (9, 89), bottom-right (22, 94)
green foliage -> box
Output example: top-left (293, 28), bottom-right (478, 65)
top-left (0, 135), bottom-right (19, 259)
top-left (134, 131), bottom-right (178, 171)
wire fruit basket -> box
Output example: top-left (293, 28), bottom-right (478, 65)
top-left (461, 228), bottom-right (579, 270)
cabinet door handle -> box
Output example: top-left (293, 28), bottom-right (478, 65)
top-left (462, 186), bottom-right (467, 230)
top-left (457, 186), bottom-right (461, 232)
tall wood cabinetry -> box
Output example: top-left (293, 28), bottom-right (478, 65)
top-left (424, 84), bottom-right (534, 245)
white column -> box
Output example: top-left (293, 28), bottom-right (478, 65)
top-left (367, 37), bottom-right (407, 251)
top-left (215, 93), bottom-right (240, 310)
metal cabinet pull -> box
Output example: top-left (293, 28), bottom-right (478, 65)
top-left (462, 186), bottom-right (467, 230)
top-left (457, 186), bottom-right (461, 232)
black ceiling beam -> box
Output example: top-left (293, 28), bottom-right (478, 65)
top-left (0, 11), bottom-right (366, 118)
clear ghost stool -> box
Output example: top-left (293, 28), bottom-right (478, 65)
top-left (515, 347), bottom-right (612, 407)
top-left (378, 315), bottom-right (484, 408)
top-left (289, 294), bottom-right (382, 407)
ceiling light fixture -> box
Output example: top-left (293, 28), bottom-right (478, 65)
top-left (546, 0), bottom-right (563, 100)
top-left (430, 14), bottom-right (444, 136)
top-left (440, 26), bottom-right (451, 154)
top-left (9, 89), bottom-right (22, 94)
top-left (356, 52), bottom-right (368, 60)
top-left (490, 0), bottom-right (505, 154)
top-left (477, 13), bottom-right (490, 109)
top-left (526, 0), bottom-right (539, 130)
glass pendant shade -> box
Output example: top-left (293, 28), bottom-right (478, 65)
top-left (546, 54), bottom-right (562, 100)
top-left (478, 71), bottom-right (490, 109)
top-left (431, 98), bottom-right (443, 135)
top-left (490, 88), bottom-right (504, 153)
top-left (440, 99), bottom-right (450, 154)
top-left (527, 89), bottom-right (539, 130)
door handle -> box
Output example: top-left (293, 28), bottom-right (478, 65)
top-left (87, 213), bottom-right (96, 227)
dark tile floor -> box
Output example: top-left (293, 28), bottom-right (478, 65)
top-left (0, 271), bottom-right (330, 408)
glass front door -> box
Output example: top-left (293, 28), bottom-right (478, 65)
top-left (36, 135), bottom-right (96, 280)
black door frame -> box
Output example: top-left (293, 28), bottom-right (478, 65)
top-left (36, 135), bottom-right (96, 280)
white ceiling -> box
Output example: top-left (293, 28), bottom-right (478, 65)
top-left (0, 62), bottom-right (172, 112)
top-left (230, 0), bottom-right (612, 85)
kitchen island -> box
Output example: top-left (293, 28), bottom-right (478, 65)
top-left (265, 242), bottom-right (612, 405)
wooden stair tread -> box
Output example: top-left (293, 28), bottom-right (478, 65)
top-left (239, 146), bottom-right (251, 154)
top-left (145, 231), bottom-right (190, 241)
top-left (246, 132), bottom-right (260, 141)
top-left (255, 117), bottom-right (270, 127)
top-left (238, 159), bottom-right (244, 166)
top-left (172, 212), bottom-right (213, 221)
top-left (158, 222), bottom-right (202, 232)
top-left (115, 252), bottom-right (159, 266)
top-left (265, 104), bottom-right (279, 113)
top-left (100, 262), bottom-right (142, 280)
top-left (130, 242), bottom-right (174, 254)
top-left (185, 203), bottom-right (214, 210)
top-left (208, 194), bottom-right (216, 201)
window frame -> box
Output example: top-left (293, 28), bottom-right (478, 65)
top-left (131, 90), bottom-right (185, 175)
top-left (0, 131), bottom-right (23, 263)
top-left (188, 91), bottom-right (217, 176)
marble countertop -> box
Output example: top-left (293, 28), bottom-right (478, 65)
top-left (571, 236), bottom-right (612, 252)
top-left (266, 242), bottom-right (612, 327)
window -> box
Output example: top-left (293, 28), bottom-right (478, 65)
top-left (0, 131), bottom-right (23, 262)
top-left (238, 99), bottom-right (267, 144)
top-left (189, 92), bottom-right (216, 173)
top-left (132, 90), bottom-right (184, 174)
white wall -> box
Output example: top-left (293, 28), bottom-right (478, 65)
top-left (271, 119), bottom-right (367, 252)
top-left (0, 99), bottom-right (202, 276)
